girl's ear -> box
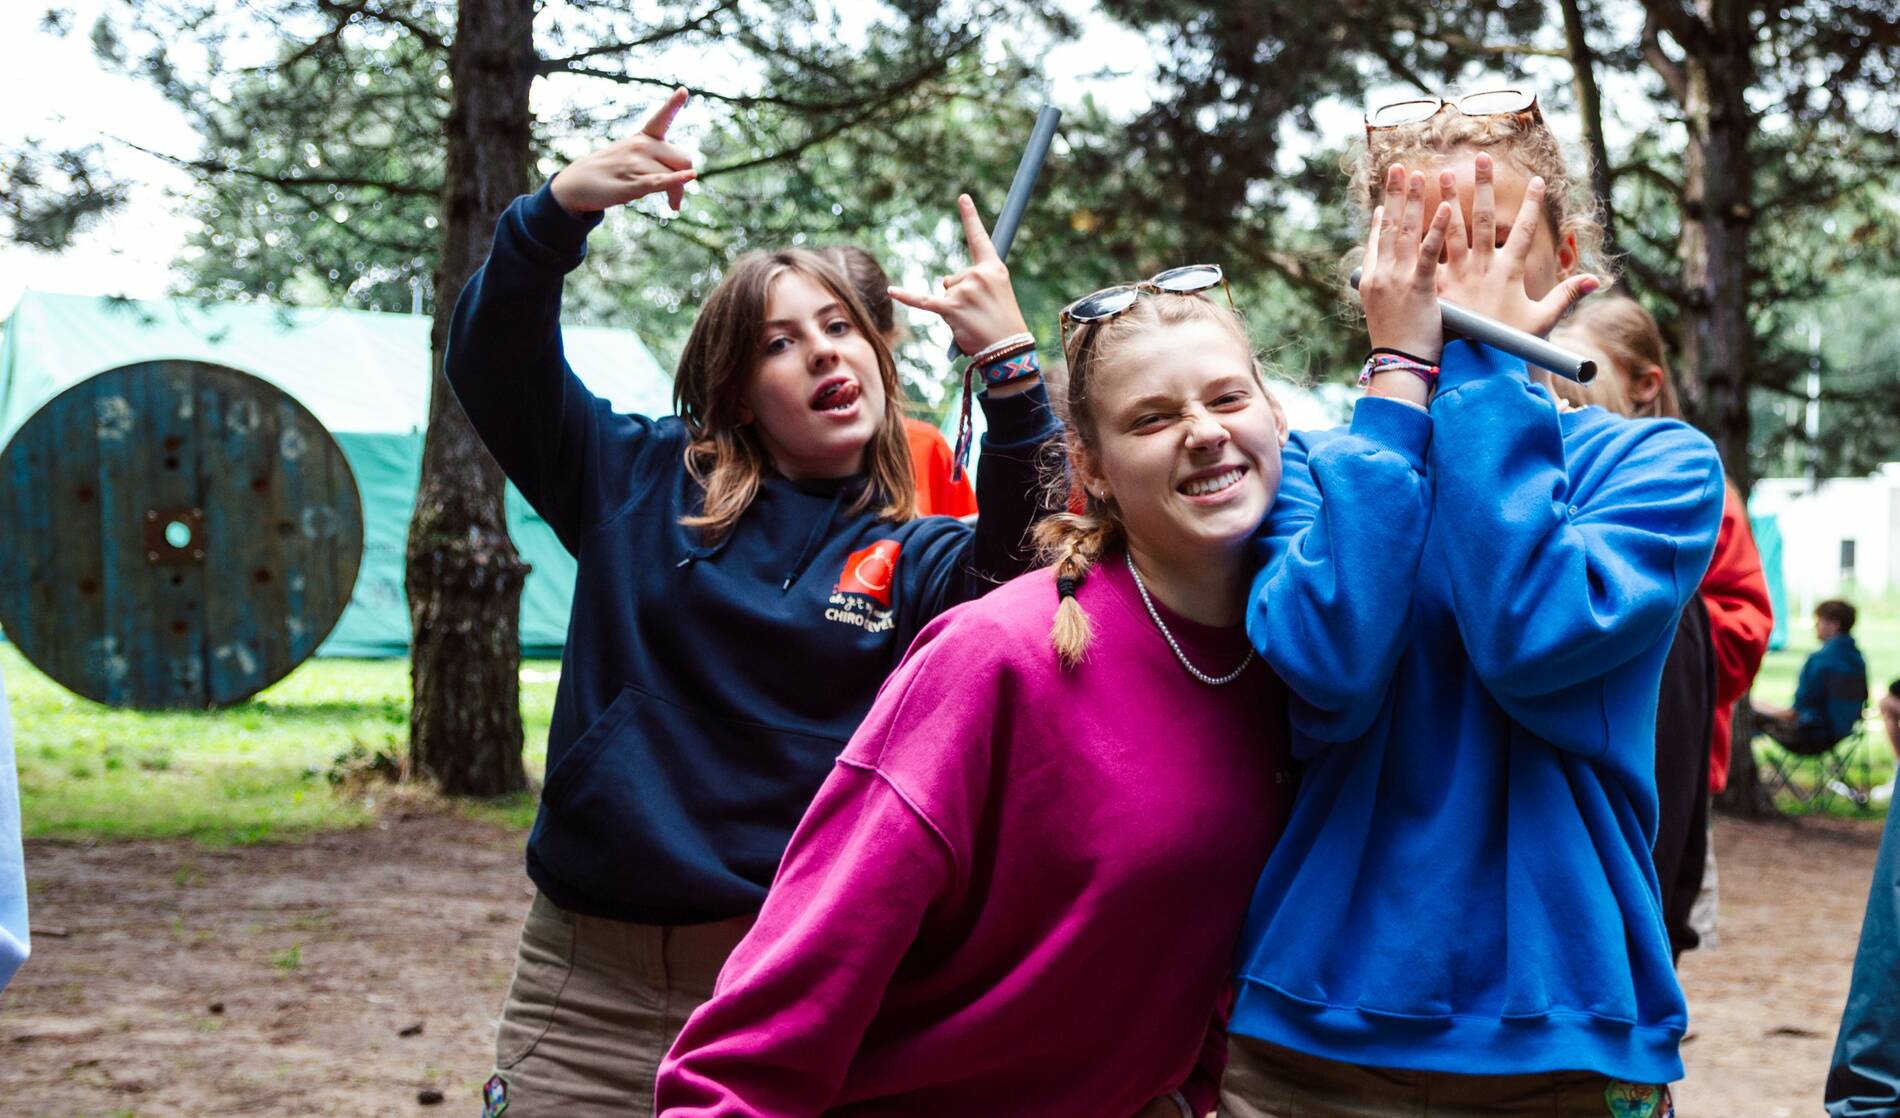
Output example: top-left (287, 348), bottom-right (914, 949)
top-left (1555, 229), bottom-right (1580, 279)
top-left (1267, 389), bottom-right (1289, 448)
top-left (1071, 444), bottom-right (1111, 505)
top-left (1632, 364), bottom-right (1665, 408)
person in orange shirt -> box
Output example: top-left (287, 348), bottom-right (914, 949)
top-left (823, 246), bottom-right (980, 519)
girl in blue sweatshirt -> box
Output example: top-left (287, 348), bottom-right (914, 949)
top-left (1220, 95), bottom-right (1723, 1117)
top-left (447, 90), bottom-right (1060, 1118)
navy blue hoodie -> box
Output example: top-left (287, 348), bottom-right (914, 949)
top-left (447, 184), bottom-right (1061, 924)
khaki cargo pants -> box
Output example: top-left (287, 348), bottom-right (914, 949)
top-left (1216, 1035), bottom-right (1672, 1118)
top-left (485, 893), bottom-right (753, 1118)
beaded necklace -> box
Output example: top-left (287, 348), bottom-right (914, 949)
top-left (1124, 552), bottom-right (1254, 686)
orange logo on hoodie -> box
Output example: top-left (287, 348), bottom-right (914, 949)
top-left (836, 540), bottom-right (901, 606)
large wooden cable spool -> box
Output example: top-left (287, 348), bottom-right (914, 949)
top-left (0, 360), bottom-right (364, 708)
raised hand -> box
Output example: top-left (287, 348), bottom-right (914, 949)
top-left (1434, 152), bottom-right (1601, 338)
top-left (1358, 164), bottom-right (1452, 406)
top-left (1361, 163), bottom-right (1454, 363)
top-left (549, 88), bottom-right (697, 217)
top-left (888, 194), bottom-right (1032, 360)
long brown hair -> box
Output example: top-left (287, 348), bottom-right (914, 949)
top-left (672, 249), bottom-right (915, 541)
top-left (1553, 295), bottom-right (1683, 419)
top-left (1034, 292), bottom-right (1263, 667)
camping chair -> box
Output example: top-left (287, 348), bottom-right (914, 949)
top-left (1762, 722), bottom-right (1877, 811)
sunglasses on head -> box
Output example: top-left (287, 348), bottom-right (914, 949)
top-left (1058, 264), bottom-right (1231, 343)
top-left (1364, 88), bottom-right (1541, 132)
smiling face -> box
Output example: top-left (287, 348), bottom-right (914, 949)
top-left (1416, 148), bottom-right (1578, 301)
top-left (1075, 319), bottom-right (1286, 572)
top-left (741, 269), bottom-right (888, 480)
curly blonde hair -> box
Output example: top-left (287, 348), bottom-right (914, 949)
top-left (1346, 108), bottom-right (1612, 283)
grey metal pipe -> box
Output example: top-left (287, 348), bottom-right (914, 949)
top-left (947, 106), bottom-right (1062, 360)
top-left (1347, 268), bottom-right (1597, 383)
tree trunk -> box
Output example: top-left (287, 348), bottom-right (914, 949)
top-left (1558, 0), bottom-right (1617, 258)
top-left (404, 0), bottom-right (536, 796)
top-left (1716, 693), bottom-right (1779, 818)
top-left (1671, 0), bottom-right (1758, 480)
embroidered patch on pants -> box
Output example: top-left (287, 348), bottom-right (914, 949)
top-left (482, 1073), bottom-right (509, 1118)
top-left (1605, 1082), bottom-right (1673, 1118)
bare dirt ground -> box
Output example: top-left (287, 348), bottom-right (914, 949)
top-left (0, 811), bottom-right (1884, 1117)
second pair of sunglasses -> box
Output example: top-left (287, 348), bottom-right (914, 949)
top-left (1059, 264), bottom-right (1230, 335)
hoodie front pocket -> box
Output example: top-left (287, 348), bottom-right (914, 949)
top-left (541, 687), bottom-right (642, 808)
top-left (531, 686), bottom-right (848, 919)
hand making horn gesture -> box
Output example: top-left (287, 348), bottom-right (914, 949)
top-left (889, 194), bottom-right (1032, 360)
top-left (1433, 152), bottom-right (1601, 339)
top-left (550, 87), bottom-right (698, 217)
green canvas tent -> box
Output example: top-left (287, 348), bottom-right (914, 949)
top-left (0, 291), bottom-right (674, 657)
top-left (1750, 512), bottom-right (1789, 651)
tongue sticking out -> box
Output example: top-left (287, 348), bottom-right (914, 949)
top-left (813, 380), bottom-right (861, 411)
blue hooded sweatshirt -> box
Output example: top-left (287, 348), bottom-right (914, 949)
top-left (1237, 342), bottom-right (1724, 1085)
top-left (446, 184), bottom-right (1060, 925)
top-left (1793, 633), bottom-right (1867, 743)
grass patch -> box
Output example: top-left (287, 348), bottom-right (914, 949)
top-left (458, 790), bottom-right (543, 832)
top-left (4, 644), bottom-right (556, 844)
top-left (20, 589), bottom-right (1888, 843)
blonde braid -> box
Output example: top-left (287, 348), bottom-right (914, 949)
top-left (1034, 510), bottom-right (1122, 668)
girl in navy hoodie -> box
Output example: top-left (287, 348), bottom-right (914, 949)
top-left (1221, 93), bottom-right (1724, 1116)
top-left (447, 90), bottom-right (1059, 1118)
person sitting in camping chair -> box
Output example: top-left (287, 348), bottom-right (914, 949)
top-left (1754, 599), bottom-right (1869, 756)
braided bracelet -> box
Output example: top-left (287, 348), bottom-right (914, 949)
top-left (969, 331), bottom-right (1035, 368)
top-left (979, 347), bottom-right (1040, 389)
top-left (1358, 351), bottom-right (1440, 389)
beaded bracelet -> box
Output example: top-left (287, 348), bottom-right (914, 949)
top-left (969, 331), bottom-right (1035, 368)
top-left (1358, 351), bottom-right (1440, 389)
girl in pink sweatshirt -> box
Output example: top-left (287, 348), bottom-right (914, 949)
top-left (655, 274), bottom-right (1336, 1117)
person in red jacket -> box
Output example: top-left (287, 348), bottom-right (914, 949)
top-left (1702, 483), bottom-right (1775, 790)
top-left (1557, 296), bottom-right (1772, 956)
top-left (822, 245), bottom-right (980, 519)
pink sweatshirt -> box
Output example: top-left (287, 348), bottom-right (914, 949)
top-left (655, 558), bottom-right (1293, 1117)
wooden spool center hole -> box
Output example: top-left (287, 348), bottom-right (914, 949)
top-left (143, 507), bottom-right (207, 566)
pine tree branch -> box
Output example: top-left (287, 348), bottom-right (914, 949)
top-left (1397, 24), bottom-right (1568, 60)
top-left (1621, 161), bottom-right (1685, 197)
top-left (316, 0), bottom-right (448, 53)
top-left (1639, 10), bottom-right (1690, 106)
top-left (1637, 0), bottom-right (1716, 58)
top-left (698, 97), bottom-right (911, 178)
top-left (543, 68), bottom-right (920, 114)
top-left (113, 136), bottom-right (440, 198)
top-left (534, 0), bottom-right (740, 66)
top-left (1616, 248), bottom-right (1686, 304)
top-left (686, 58), bottom-right (958, 179)
top-left (1758, 159), bottom-right (1900, 217)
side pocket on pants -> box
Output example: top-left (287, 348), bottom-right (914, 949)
top-left (496, 895), bottom-right (578, 1070)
